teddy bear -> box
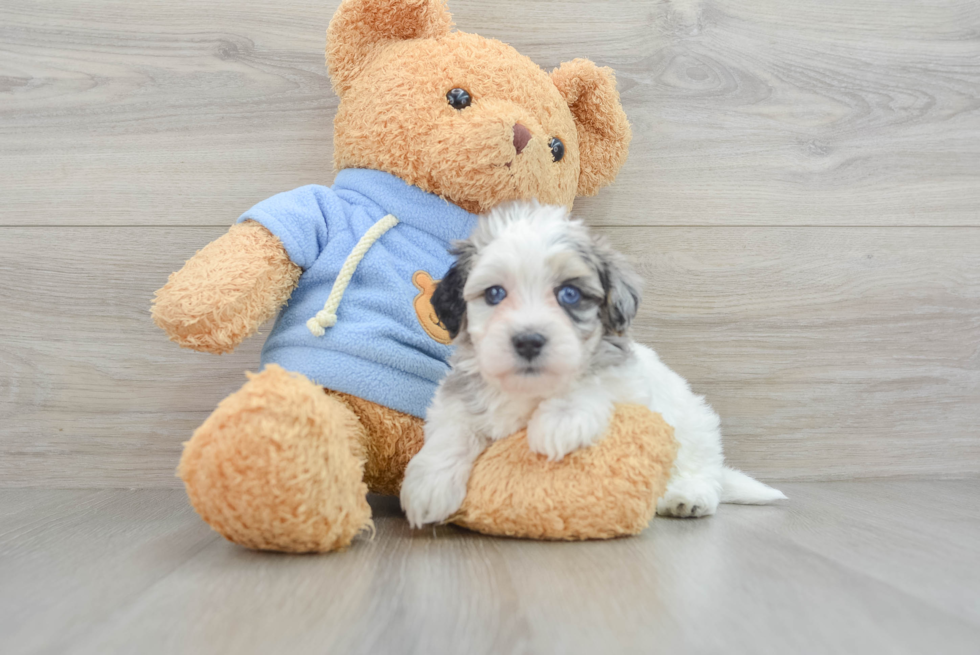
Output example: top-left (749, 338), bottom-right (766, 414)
top-left (151, 0), bottom-right (677, 553)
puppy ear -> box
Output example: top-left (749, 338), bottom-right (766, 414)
top-left (595, 239), bottom-right (642, 335)
top-left (327, 0), bottom-right (454, 97)
top-left (431, 246), bottom-right (473, 340)
top-left (551, 59), bottom-right (632, 197)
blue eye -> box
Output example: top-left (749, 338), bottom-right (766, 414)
top-left (557, 285), bottom-right (581, 306)
top-left (484, 286), bottom-right (507, 305)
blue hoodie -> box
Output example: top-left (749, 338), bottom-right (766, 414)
top-left (237, 169), bottom-right (478, 418)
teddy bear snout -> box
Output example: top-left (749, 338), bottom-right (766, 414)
top-left (513, 123), bottom-right (532, 155)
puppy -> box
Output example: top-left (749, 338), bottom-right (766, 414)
top-left (400, 202), bottom-right (785, 528)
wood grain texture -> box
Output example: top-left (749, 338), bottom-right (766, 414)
top-left (0, 489), bottom-right (218, 654)
top-left (1, 0), bottom-right (978, 227)
top-left (610, 226), bottom-right (980, 480)
top-left (1, 482), bottom-right (979, 654)
top-left (2, 3), bottom-right (977, 650)
top-left (1, 1), bottom-right (979, 485)
top-left (0, 226), bottom-right (977, 487)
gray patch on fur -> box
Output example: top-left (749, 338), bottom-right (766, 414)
top-left (555, 275), bottom-right (603, 337)
top-left (589, 334), bottom-right (635, 372)
top-left (557, 232), bottom-right (642, 336)
top-left (550, 230), bottom-right (643, 371)
top-left (442, 367), bottom-right (489, 417)
top-left (444, 337), bottom-right (494, 416)
top-left (591, 236), bottom-right (642, 336)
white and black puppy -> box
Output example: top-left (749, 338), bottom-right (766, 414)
top-left (400, 202), bottom-right (785, 528)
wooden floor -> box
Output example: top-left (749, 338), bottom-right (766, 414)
top-left (1, 480), bottom-right (978, 655)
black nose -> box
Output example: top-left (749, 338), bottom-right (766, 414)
top-left (512, 332), bottom-right (547, 361)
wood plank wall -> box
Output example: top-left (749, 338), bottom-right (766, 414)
top-left (1, 0), bottom-right (978, 487)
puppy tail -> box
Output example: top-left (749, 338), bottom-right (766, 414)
top-left (720, 466), bottom-right (787, 505)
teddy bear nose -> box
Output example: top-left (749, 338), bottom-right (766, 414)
top-left (513, 123), bottom-right (531, 155)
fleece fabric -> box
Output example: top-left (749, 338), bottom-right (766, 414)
top-left (238, 168), bottom-right (478, 418)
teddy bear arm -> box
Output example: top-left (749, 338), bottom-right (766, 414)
top-left (454, 404), bottom-right (678, 540)
top-left (151, 221), bottom-right (301, 354)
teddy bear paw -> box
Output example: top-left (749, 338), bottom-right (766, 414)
top-left (179, 365), bottom-right (371, 552)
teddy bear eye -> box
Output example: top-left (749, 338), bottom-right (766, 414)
top-left (549, 137), bottom-right (565, 162)
top-left (447, 88), bottom-right (472, 110)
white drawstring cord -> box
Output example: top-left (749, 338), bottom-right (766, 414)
top-left (306, 214), bottom-right (399, 337)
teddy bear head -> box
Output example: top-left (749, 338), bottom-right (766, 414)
top-left (327, 0), bottom-right (632, 214)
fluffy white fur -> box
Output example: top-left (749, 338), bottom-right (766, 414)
top-left (401, 202), bottom-right (786, 528)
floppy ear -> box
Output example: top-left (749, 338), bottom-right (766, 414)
top-left (327, 0), bottom-right (454, 97)
top-left (430, 246), bottom-right (474, 340)
top-left (551, 59), bottom-right (632, 196)
top-left (594, 237), bottom-right (642, 335)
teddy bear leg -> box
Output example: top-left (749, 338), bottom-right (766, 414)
top-left (325, 391), bottom-right (425, 496)
top-left (178, 364), bottom-right (371, 553)
top-left (453, 405), bottom-right (678, 540)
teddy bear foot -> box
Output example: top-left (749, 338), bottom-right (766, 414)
top-left (453, 404), bottom-right (677, 540)
top-left (178, 364), bottom-right (371, 553)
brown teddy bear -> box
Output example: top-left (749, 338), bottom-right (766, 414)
top-left (151, 0), bottom-right (676, 553)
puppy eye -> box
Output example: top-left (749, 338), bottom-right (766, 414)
top-left (556, 284), bottom-right (581, 306)
top-left (484, 285), bottom-right (507, 305)
top-left (549, 137), bottom-right (565, 162)
top-left (447, 88), bottom-right (472, 110)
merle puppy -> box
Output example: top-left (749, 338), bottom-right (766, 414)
top-left (400, 202), bottom-right (785, 527)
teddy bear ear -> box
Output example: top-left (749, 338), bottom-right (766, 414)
top-left (551, 59), bottom-right (632, 197)
top-left (327, 0), bottom-right (454, 97)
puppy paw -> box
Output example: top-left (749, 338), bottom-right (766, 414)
top-left (526, 398), bottom-right (612, 461)
top-left (400, 456), bottom-right (469, 529)
top-left (657, 476), bottom-right (721, 518)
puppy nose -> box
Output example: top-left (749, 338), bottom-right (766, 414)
top-left (512, 332), bottom-right (547, 361)
top-left (513, 123), bottom-right (531, 155)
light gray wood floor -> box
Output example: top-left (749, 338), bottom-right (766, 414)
top-left (2, 480), bottom-right (979, 655)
